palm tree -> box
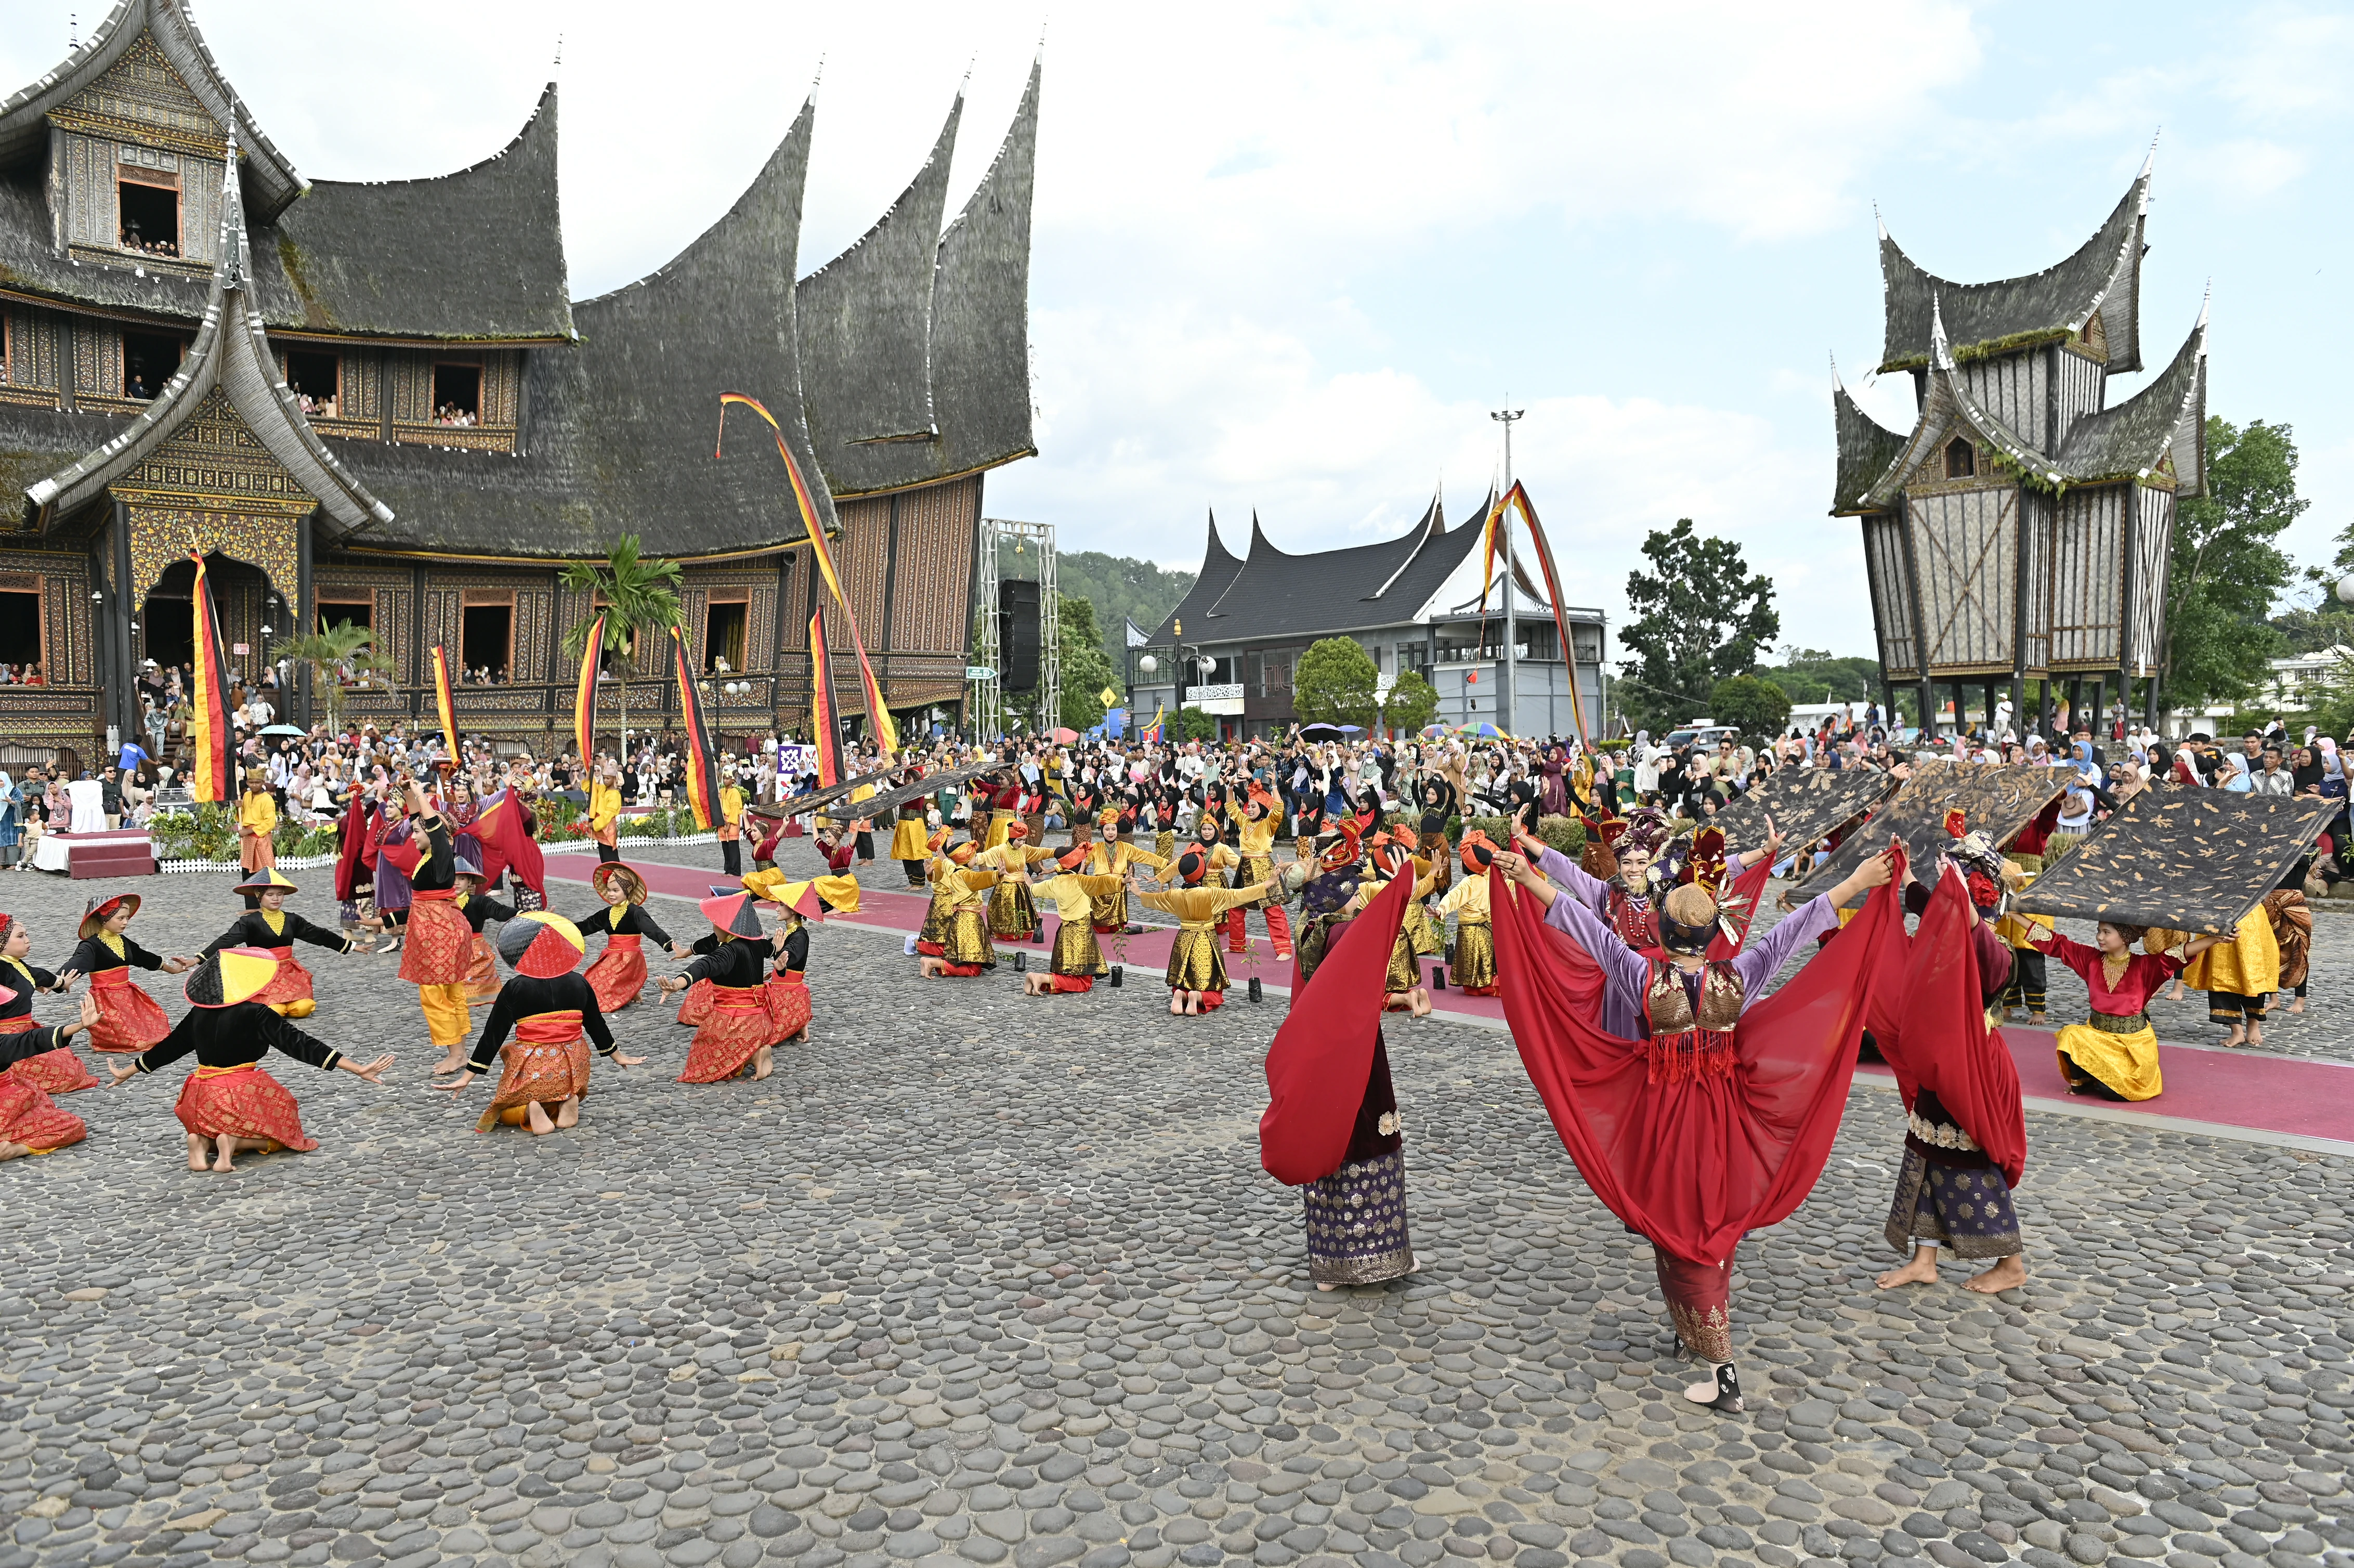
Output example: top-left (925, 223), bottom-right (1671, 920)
top-left (271, 619), bottom-right (389, 728)
top-left (559, 534), bottom-right (684, 761)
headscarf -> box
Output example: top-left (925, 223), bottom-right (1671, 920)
top-left (2220, 752), bottom-right (2253, 793)
top-left (2294, 749), bottom-right (2325, 795)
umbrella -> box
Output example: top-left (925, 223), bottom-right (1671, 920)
top-left (1299, 723), bottom-right (1345, 741)
top-left (259, 724), bottom-right (306, 737)
top-left (1338, 725), bottom-right (1364, 734)
top-left (1420, 724), bottom-right (1449, 738)
top-left (1463, 723), bottom-right (1511, 739)
top-left (1049, 727), bottom-right (1080, 744)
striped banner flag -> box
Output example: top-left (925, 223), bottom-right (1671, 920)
top-left (430, 645), bottom-right (460, 763)
top-left (573, 611), bottom-right (606, 766)
top-left (670, 627), bottom-right (721, 831)
top-left (186, 552), bottom-right (234, 803)
top-left (808, 609), bottom-right (844, 789)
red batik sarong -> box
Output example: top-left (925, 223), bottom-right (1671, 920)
top-left (465, 933), bottom-right (500, 1007)
top-left (765, 972), bottom-right (813, 1044)
top-left (0, 1070), bottom-right (85, 1151)
top-left (250, 946), bottom-right (317, 1011)
top-left (398, 892), bottom-right (472, 987)
top-left (585, 934), bottom-right (647, 1013)
top-left (479, 1011), bottom-right (590, 1130)
top-left (85, 968), bottom-right (171, 1053)
top-left (172, 1063), bottom-right (317, 1152)
top-left (0, 1016), bottom-right (98, 1094)
top-left (675, 977), bottom-right (714, 1027)
top-left (679, 986), bottom-right (771, 1082)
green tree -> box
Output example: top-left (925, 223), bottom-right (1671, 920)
top-left (2163, 417), bottom-right (2304, 712)
top-left (1757, 646), bottom-right (1881, 705)
top-left (1177, 706), bottom-right (1219, 742)
top-left (1382, 669), bottom-right (1440, 737)
top-left (1052, 550), bottom-right (1197, 673)
top-left (1709, 673), bottom-right (1792, 741)
top-left (271, 618), bottom-right (391, 729)
top-left (1056, 592), bottom-right (1120, 731)
top-left (559, 533), bottom-right (684, 759)
top-left (1292, 637), bottom-right (1380, 729)
top-left (1617, 519), bottom-right (1778, 734)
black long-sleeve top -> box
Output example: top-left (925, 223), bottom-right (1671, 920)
top-left (464, 972), bottom-right (614, 1073)
top-left (134, 1003), bottom-right (343, 1074)
top-left (777, 923), bottom-right (809, 975)
top-left (681, 934), bottom-right (770, 988)
top-left (456, 893), bottom-right (517, 933)
top-left (1, 958), bottom-right (57, 1023)
top-left (409, 815), bottom-right (457, 893)
top-left (0, 1021), bottom-right (74, 1065)
top-left (203, 909), bottom-right (355, 957)
top-left (577, 903), bottom-right (674, 946)
top-left (68, 932), bottom-right (164, 976)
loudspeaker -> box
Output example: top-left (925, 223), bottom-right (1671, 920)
top-left (998, 579), bottom-right (1041, 692)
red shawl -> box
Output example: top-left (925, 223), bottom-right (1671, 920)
top-left (1881, 867), bottom-right (2028, 1187)
top-left (471, 787), bottom-right (546, 900)
top-left (332, 792), bottom-right (372, 903)
top-left (1493, 857), bottom-right (1903, 1266)
top-left (1259, 869), bottom-right (1413, 1186)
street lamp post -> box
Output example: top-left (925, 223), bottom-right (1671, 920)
top-left (1491, 406), bottom-right (1523, 735)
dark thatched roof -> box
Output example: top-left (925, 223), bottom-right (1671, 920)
top-left (1879, 166), bottom-right (2148, 375)
top-left (2052, 308), bottom-right (2208, 495)
top-left (1147, 513), bottom-right (1246, 643)
top-left (1829, 378), bottom-right (1908, 516)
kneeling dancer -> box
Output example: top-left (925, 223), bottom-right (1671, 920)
top-left (1, 911), bottom-right (100, 1094)
top-left (1022, 855), bottom-right (1124, 995)
top-left (0, 990), bottom-right (100, 1160)
top-left (201, 869), bottom-right (371, 1020)
top-left (2030, 921), bottom-right (2218, 1100)
top-left (438, 912), bottom-right (641, 1133)
top-left (661, 893), bottom-right (785, 1081)
top-left (109, 949), bottom-right (393, 1172)
top-left (1496, 843), bottom-right (1897, 1413)
top-left (1134, 850), bottom-right (1268, 1015)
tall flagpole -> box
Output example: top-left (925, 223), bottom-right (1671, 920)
top-left (1490, 406), bottom-right (1523, 734)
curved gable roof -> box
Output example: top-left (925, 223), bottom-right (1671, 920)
top-left (250, 84), bottom-right (572, 342)
top-left (2055, 305), bottom-right (2208, 494)
top-left (0, 0), bottom-right (304, 219)
top-left (1147, 512), bottom-right (1243, 642)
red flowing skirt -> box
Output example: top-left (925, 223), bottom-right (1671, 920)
top-left (676, 977), bottom-right (714, 1027)
top-left (766, 972), bottom-right (813, 1043)
top-left (586, 934), bottom-right (647, 1013)
top-left (679, 988), bottom-right (771, 1082)
top-left (172, 1064), bottom-right (318, 1152)
top-left (0, 1017), bottom-right (97, 1093)
top-left (0, 1071), bottom-right (84, 1151)
top-left (465, 933), bottom-right (500, 1005)
top-left (399, 894), bottom-right (473, 987)
top-left (86, 969), bottom-right (171, 1053)
top-left (479, 1035), bottom-right (592, 1129)
top-left (250, 946), bottom-right (317, 1009)
top-left (1051, 974), bottom-right (1093, 994)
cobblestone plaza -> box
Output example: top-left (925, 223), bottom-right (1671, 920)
top-left (2, 848), bottom-right (2350, 1568)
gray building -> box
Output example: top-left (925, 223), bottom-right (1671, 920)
top-left (1128, 493), bottom-right (1606, 741)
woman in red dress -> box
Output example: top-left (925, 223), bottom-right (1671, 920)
top-left (200, 869), bottom-right (371, 1020)
top-left (108, 949), bottom-right (392, 1173)
top-left (578, 863), bottom-right (687, 1013)
top-left (0, 912), bottom-right (99, 1094)
top-left (0, 988), bottom-right (99, 1159)
top-left (660, 893), bottom-right (785, 1082)
top-left (59, 894), bottom-right (193, 1052)
top-left (437, 913), bottom-right (644, 1134)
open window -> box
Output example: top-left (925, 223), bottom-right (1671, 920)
top-left (460, 594), bottom-right (513, 684)
top-left (117, 176), bottom-right (179, 257)
top-left (141, 593), bottom-right (192, 671)
top-left (1943, 436), bottom-right (1976, 480)
top-left (121, 331), bottom-right (184, 401)
top-left (317, 598), bottom-right (372, 636)
top-left (704, 594), bottom-right (749, 673)
top-left (432, 362), bottom-right (481, 427)
top-left (0, 574), bottom-right (40, 677)
top-left (287, 350), bottom-right (341, 419)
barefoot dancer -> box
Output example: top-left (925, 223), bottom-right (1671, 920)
top-left (2187, 906), bottom-right (2281, 1049)
top-left (59, 893), bottom-right (195, 1053)
top-left (1498, 843), bottom-right (1897, 1414)
top-left (0, 991), bottom-right (99, 1161)
top-left (1223, 787), bottom-right (1295, 961)
top-left (1876, 850), bottom-right (2030, 1296)
top-left (1132, 851), bottom-right (1268, 1016)
top-left (0, 913), bottom-right (99, 1094)
top-left (578, 863), bottom-right (687, 1013)
top-left (2264, 859), bottom-right (2313, 1017)
top-left (918, 850), bottom-right (1001, 979)
top-left (1020, 855), bottom-right (1123, 995)
top-left (660, 894), bottom-right (786, 1082)
top-left (108, 949), bottom-right (393, 1173)
top-left (201, 870), bottom-right (372, 1020)
top-left (378, 782), bottom-right (475, 1072)
top-left (1435, 833), bottom-right (1503, 996)
top-left (436, 913), bottom-right (643, 1133)
top-left (1356, 834), bottom-right (1437, 1016)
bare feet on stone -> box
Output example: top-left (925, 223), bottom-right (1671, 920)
top-left (1877, 1248), bottom-right (1939, 1289)
top-left (1965, 1255), bottom-right (2028, 1292)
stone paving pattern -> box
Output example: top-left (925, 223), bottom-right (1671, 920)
top-left (0, 848), bottom-right (2350, 1568)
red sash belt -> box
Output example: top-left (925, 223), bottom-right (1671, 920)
top-left (265, 946), bottom-right (295, 961)
top-left (90, 969), bottom-right (137, 989)
top-left (515, 1010), bottom-right (584, 1044)
top-left (412, 888), bottom-right (457, 904)
top-left (605, 933), bottom-right (642, 950)
top-left (774, 971), bottom-right (808, 988)
top-left (0, 1016), bottom-right (32, 1035)
top-left (714, 985), bottom-right (768, 1013)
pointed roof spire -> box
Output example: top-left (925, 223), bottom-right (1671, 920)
top-left (1829, 350), bottom-right (1845, 391)
top-left (1929, 292), bottom-right (1953, 372)
top-left (1875, 201), bottom-right (1888, 243)
top-left (2196, 278), bottom-right (2211, 335)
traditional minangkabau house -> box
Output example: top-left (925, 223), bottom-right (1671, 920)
top-left (1837, 153), bottom-right (2207, 737)
top-left (0, 0), bottom-right (1038, 761)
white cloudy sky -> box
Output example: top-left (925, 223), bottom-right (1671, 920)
top-left (10, 1), bottom-right (2352, 659)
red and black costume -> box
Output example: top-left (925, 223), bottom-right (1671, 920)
top-left (200, 909), bottom-right (356, 1016)
top-left (0, 950), bottom-right (96, 1095)
top-left (578, 902), bottom-right (674, 1014)
top-left (676, 935), bottom-right (774, 1083)
top-left (132, 1003), bottom-right (348, 1154)
top-left (0, 1014), bottom-right (88, 1153)
top-left (67, 929), bottom-right (171, 1054)
top-left (462, 972), bottom-right (613, 1131)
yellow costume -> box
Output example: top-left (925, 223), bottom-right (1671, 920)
top-left (2181, 912), bottom-right (2279, 1028)
top-left (1436, 872), bottom-right (1496, 994)
top-left (238, 788), bottom-right (278, 874)
top-left (1353, 863), bottom-right (1438, 993)
top-left (587, 779), bottom-right (621, 849)
top-left (1034, 871), bottom-right (1124, 984)
top-left (1135, 883), bottom-right (1269, 998)
top-left (978, 844), bottom-right (1054, 937)
top-left (939, 868), bottom-right (1002, 968)
top-left (1083, 839), bottom-right (1171, 931)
